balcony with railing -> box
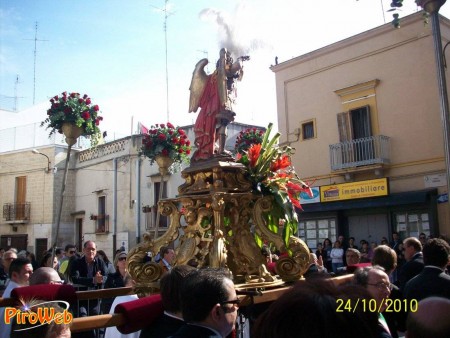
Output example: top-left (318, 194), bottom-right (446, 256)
top-left (2, 203), bottom-right (31, 223)
top-left (329, 135), bottom-right (390, 171)
top-left (94, 214), bottom-right (110, 234)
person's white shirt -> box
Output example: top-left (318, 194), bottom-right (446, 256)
top-left (0, 280), bottom-right (22, 338)
top-left (104, 294), bottom-right (140, 338)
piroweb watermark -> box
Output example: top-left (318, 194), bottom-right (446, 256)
top-left (4, 300), bottom-right (73, 332)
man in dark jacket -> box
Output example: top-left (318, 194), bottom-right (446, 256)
top-left (70, 240), bottom-right (107, 315)
top-left (397, 237), bottom-right (424, 291)
top-left (404, 238), bottom-right (450, 301)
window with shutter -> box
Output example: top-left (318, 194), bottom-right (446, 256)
top-left (15, 176), bottom-right (26, 219)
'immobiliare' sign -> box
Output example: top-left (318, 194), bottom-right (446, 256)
top-left (320, 178), bottom-right (389, 202)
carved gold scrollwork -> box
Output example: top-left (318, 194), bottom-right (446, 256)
top-left (209, 193), bottom-right (227, 268)
top-left (225, 194), bottom-right (269, 282)
top-left (253, 195), bottom-right (310, 282)
top-left (127, 200), bottom-right (181, 296)
top-left (175, 198), bottom-right (213, 266)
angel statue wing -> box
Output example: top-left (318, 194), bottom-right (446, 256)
top-left (189, 58), bottom-right (209, 113)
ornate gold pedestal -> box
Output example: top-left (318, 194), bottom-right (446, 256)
top-left (128, 159), bottom-right (310, 296)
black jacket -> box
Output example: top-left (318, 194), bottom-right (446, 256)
top-left (397, 252), bottom-right (424, 291)
top-left (403, 266), bottom-right (450, 301)
top-left (70, 255), bottom-right (107, 288)
top-left (140, 313), bottom-right (184, 338)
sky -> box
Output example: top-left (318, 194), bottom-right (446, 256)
top-left (1, 0), bottom-right (450, 139)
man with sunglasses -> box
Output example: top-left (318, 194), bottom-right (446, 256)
top-left (171, 268), bottom-right (239, 338)
top-left (58, 244), bottom-right (77, 275)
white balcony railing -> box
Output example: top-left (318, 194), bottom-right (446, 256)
top-left (329, 135), bottom-right (390, 171)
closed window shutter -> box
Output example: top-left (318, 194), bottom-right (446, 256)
top-left (15, 176), bottom-right (26, 219)
top-left (337, 112), bottom-right (352, 142)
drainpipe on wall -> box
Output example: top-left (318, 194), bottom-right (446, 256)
top-left (113, 157), bottom-right (118, 255)
top-left (135, 157), bottom-right (142, 244)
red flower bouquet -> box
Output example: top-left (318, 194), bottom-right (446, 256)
top-left (140, 122), bottom-right (191, 166)
top-left (41, 91), bottom-right (103, 145)
top-left (234, 127), bottom-right (265, 155)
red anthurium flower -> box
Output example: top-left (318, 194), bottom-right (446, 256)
top-left (287, 191), bottom-right (302, 210)
top-left (286, 181), bottom-right (302, 194)
top-left (270, 155), bottom-right (291, 172)
top-left (248, 144), bottom-right (262, 168)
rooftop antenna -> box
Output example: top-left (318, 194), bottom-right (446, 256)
top-left (380, 0), bottom-right (386, 24)
top-left (14, 75), bottom-right (19, 112)
top-left (197, 49), bottom-right (209, 72)
top-left (24, 22), bottom-right (48, 105)
top-left (150, 1), bottom-right (175, 121)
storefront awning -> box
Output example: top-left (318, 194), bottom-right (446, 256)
top-left (300, 189), bottom-right (438, 213)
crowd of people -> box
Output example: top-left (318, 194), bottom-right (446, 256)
top-left (0, 232), bottom-right (449, 338)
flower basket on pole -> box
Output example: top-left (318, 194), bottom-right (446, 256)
top-left (41, 91), bottom-right (103, 263)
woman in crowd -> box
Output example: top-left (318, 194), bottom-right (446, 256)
top-left (97, 250), bottom-right (116, 274)
top-left (323, 238), bottom-right (333, 271)
top-left (315, 243), bottom-right (327, 264)
top-left (330, 240), bottom-right (344, 273)
top-left (360, 240), bottom-right (371, 263)
top-left (40, 252), bottom-right (58, 269)
top-left (102, 251), bottom-right (128, 314)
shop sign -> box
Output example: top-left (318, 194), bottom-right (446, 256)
top-left (300, 187), bottom-right (320, 204)
top-left (320, 178), bottom-right (389, 202)
top-left (424, 173), bottom-right (447, 188)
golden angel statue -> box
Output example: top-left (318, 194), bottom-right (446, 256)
top-left (189, 48), bottom-right (249, 161)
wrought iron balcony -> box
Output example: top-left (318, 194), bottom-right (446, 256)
top-left (2, 203), bottom-right (31, 223)
top-left (95, 214), bottom-right (110, 233)
top-left (329, 135), bottom-right (390, 171)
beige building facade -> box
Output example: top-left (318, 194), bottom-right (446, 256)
top-left (0, 145), bottom-right (77, 263)
top-left (272, 12), bottom-right (450, 249)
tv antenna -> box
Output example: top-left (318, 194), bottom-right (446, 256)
top-left (197, 50), bottom-right (209, 73)
top-left (14, 75), bottom-right (21, 112)
top-left (150, 1), bottom-right (175, 121)
top-left (24, 22), bottom-right (48, 105)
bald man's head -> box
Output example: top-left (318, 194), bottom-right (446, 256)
top-left (29, 267), bottom-right (62, 285)
top-left (406, 297), bottom-right (450, 338)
